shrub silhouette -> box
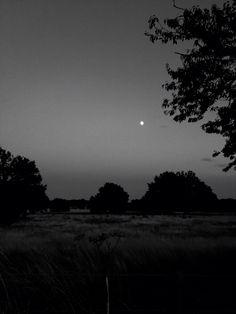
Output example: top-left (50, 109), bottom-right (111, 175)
top-left (142, 171), bottom-right (217, 213)
top-left (89, 182), bottom-right (129, 214)
top-left (0, 147), bottom-right (48, 224)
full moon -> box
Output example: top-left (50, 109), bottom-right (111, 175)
top-left (140, 121), bottom-right (144, 126)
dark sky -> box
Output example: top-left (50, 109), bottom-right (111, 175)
top-left (1, 0), bottom-right (235, 200)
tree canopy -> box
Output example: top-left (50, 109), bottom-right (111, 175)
top-left (142, 171), bottom-right (217, 212)
top-left (146, 0), bottom-right (236, 170)
top-left (89, 182), bottom-right (129, 214)
top-left (0, 147), bottom-right (48, 223)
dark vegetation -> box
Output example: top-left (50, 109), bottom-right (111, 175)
top-left (1, 145), bottom-right (236, 223)
top-left (0, 148), bottom-right (236, 224)
top-left (49, 198), bottom-right (89, 212)
top-left (0, 147), bottom-right (49, 224)
top-left (145, 0), bottom-right (236, 171)
top-left (49, 171), bottom-right (236, 214)
top-left (140, 170), bottom-right (218, 213)
top-left (89, 182), bottom-right (129, 214)
top-left (0, 214), bottom-right (236, 313)
top-left (1, 144), bottom-right (233, 220)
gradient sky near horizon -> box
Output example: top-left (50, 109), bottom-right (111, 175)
top-left (0, 0), bottom-right (235, 200)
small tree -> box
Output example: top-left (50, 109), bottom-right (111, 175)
top-left (146, 1), bottom-right (236, 170)
top-left (0, 147), bottom-right (48, 223)
top-left (89, 182), bottom-right (129, 214)
top-left (142, 171), bottom-right (217, 212)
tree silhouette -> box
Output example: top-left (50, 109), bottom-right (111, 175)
top-left (142, 171), bottom-right (217, 212)
top-left (89, 182), bottom-right (129, 214)
top-left (0, 147), bottom-right (48, 223)
top-left (146, 1), bottom-right (236, 170)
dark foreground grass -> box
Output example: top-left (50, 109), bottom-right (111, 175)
top-left (0, 213), bottom-right (236, 313)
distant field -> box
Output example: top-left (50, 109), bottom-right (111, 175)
top-left (2, 213), bottom-right (236, 248)
top-left (0, 213), bottom-right (236, 313)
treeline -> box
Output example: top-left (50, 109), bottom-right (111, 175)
top-left (49, 172), bottom-right (236, 214)
top-left (50, 198), bottom-right (89, 212)
top-left (48, 196), bottom-right (236, 214)
top-left (1, 146), bottom-right (236, 225)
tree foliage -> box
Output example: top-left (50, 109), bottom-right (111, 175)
top-left (0, 147), bottom-right (48, 223)
top-left (89, 182), bottom-right (129, 214)
top-left (146, 1), bottom-right (236, 170)
top-left (142, 171), bottom-right (217, 212)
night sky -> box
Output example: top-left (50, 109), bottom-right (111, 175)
top-left (0, 0), bottom-right (235, 200)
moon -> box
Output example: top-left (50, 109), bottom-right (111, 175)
top-left (140, 121), bottom-right (144, 126)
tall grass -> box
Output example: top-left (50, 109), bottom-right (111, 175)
top-left (0, 214), bottom-right (235, 313)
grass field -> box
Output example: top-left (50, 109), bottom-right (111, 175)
top-left (0, 213), bottom-right (236, 313)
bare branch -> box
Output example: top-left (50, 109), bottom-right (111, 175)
top-left (172, 0), bottom-right (185, 11)
top-left (174, 51), bottom-right (191, 56)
